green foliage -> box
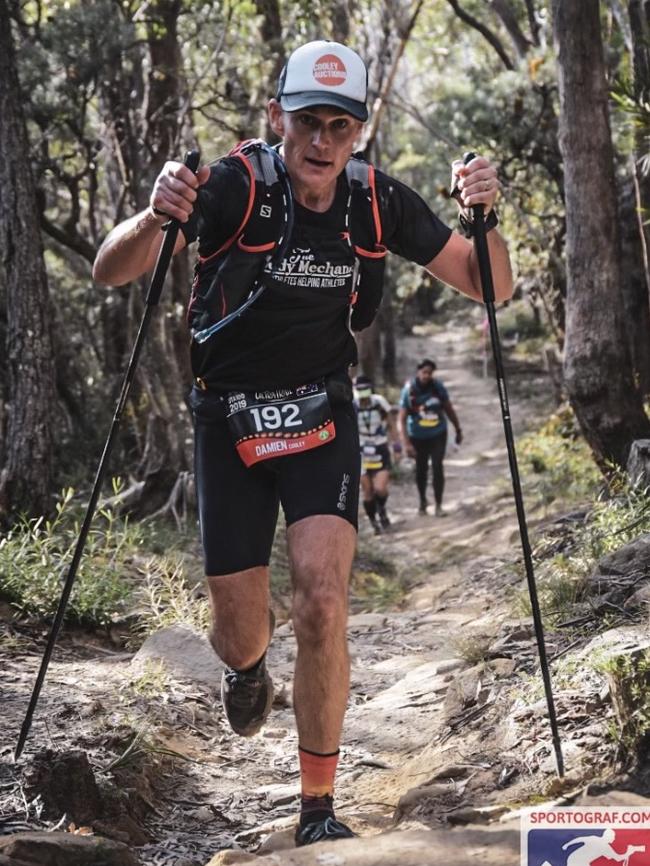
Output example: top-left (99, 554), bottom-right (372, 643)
top-left (514, 474), bottom-right (650, 624)
top-left (495, 299), bottom-right (547, 342)
top-left (512, 558), bottom-right (588, 623)
top-left (581, 475), bottom-right (650, 559)
top-left (451, 630), bottom-right (495, 665)
top-left (0, 483), bottom-right (145, 626)
top-left (593, 650), bottom-right (650, 757)
top-left (134, 555), bottom-right (210, 637)
top-left (519, 406), bottom-right (602, 509)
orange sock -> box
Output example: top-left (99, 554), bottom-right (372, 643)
top-left (299, 746), bottom-right (339, 823)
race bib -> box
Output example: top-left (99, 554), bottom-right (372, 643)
top-left (226, 382), bottom-right (336, 467)
top-left (361, 444), bottom-right (383, 472)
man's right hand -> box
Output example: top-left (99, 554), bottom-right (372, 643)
top-left (150, 161), bottom-right (211, 223)
top-left (404, 440), bottom-right (415, 459)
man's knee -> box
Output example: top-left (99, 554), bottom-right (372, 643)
top-left (293, 582), bottom-right (347, 644)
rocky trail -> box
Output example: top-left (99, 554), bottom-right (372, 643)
top-left (2, 323), bottom-right (649, 866)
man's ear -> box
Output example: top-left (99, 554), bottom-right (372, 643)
top-left (267, 99), bottom-right (285, 137)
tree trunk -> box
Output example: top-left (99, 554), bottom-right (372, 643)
top-left (619, 177), bottom-right (650, 395)
top-left (627, 0), bottom-right (650, 394)
top-left (0, 0), bottom-right (56, 520)
top-left (552, 0), bottom-right (650, 469)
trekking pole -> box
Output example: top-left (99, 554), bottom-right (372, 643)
top-left (14, 150), bottom-right (200, 762)
top-left (463, 152), bottom-right (564, 777)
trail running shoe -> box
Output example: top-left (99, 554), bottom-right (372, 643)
top-left (295, 816), bottom-right (356, 847)
top-left (378, 509), bottom-right (390, 529)
top-left (220, 610), bottom-right (276, 737)
top-left (370, 517), bottom-right (383, 535)
top-left (221, 658), bottom-right (274, 737)
top-left (418, 499), bottom-right (428, 516)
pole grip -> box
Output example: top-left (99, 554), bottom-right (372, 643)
top-left (463, 150), bottom-right (495, 304)
top-left (145, 149), bottom-right (200, 306)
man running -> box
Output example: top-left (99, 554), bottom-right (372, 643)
top-left (398, 358), bottom-right (462, 516)
top-left (93, 40), bottom-right (512, 845)
top-left (353, 375), bottom-right (397, 534)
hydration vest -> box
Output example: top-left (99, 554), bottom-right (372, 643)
top-left (187, 139), bottom-right (387, 340)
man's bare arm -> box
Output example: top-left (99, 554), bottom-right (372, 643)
top-left (92, 160), bottom-right (210, 286)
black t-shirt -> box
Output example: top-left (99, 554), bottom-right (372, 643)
top-left (181, 158), bottom-right (452, 391)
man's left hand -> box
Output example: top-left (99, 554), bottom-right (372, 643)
top-left (451, 155), bottom-right (500, 214)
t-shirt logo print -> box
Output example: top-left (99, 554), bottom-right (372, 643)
top-left (313, 54), bottom-right (347, 87)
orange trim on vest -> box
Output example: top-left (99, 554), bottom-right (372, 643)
top-left (368, 164), bottom-right (382, 245)
top-left (354, 243), bottom-right (387, 259)
top-left (237, 238), bottom-right (276, 253)
top-left (197, 153), bottom-right (257, 265)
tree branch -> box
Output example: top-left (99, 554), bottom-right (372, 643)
top-left (489, 0), bottom-right (532, 58)
top-left (444, 0), bottom-right (514, 70)
top-left (361, 0), bottom-right (426, 159)
top-left (40, 214), bottom-right (97, 265)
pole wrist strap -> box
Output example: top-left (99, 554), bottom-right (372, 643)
top-left (459, 208), bottom-right (499, 239)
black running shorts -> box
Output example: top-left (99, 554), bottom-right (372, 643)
top-left (361, 442), bottom-right (392, 475)
top-left (190, 385), bottom-right (360, 576)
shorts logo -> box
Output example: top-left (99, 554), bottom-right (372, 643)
top-left (522, 807), bottom-right (650, 866)
top-left (260, 204), bottom-right (272, 218)
top-left (337, 472), bottom-right (350, 511)
top-left (313, 54), bottom-right (347, 87)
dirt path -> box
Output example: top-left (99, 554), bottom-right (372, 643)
top-left (0, 325), bottom-right (556, 865)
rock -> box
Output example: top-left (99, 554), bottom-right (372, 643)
top-left (205, 852), bottom-right (257, 865)
top-left (22, 750), bottom-right (102, 824)
top-left (254, 782), bottom-right (300, 808)
top-left (595, 534), bottom-right (650, 579)
top-left (624, 582), bottom-right (650, 609)
top-left (242, 826), bottom-right (520, 865)
top-left (443, 665), bottom-right (483, 721)
top-left (0, 832), bottom-right (138, 866)
top-left (131, 624), bottom-right (220, 686)
top-left (627, 439), bottom-right (650, 489)
top-left (394, 782), bottom-right (454, 820)
top-left (435, 658), bottom-right (465, 675)
top-left (487, 658), bottom-right (516, 678)
top-left (347, 613), bottom-right (388, 630)
top-left (256, 827), bottom-right (296, 853)
top-left (446, 804), bottom-right (511, 825)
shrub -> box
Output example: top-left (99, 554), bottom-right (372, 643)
top-left (0, 484), bottom-right (145, 626)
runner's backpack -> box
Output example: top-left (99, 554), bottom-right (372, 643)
top-left (187, 139), bottom-right (387, 343)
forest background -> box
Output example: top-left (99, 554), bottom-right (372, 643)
top-left (1, 0), bottom-right (650, 527)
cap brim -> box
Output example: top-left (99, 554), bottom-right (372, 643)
top-left (280, 92), bottom-right (368, 122)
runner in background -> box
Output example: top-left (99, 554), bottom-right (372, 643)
top-left (398, 358), bottom-right (462, 516)
top-left (353, 375), bottom-right (399, 534)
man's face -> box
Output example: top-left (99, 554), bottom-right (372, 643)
top-left (417, 366), bottom-right (435, 385)
top-left (268, 102), bottom-right (363, 193)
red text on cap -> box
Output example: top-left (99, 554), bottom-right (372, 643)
top-left (313, 54), bottom-right (347, 87)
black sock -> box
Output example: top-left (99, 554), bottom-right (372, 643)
top-left (363, 499), bottom-right (377, 520)
top-left (300, 793), bottom-right (335, 828)
top-left (235, 653), bottom-right (266, 675)
top-left (375, 494), bottom-right (387, 513)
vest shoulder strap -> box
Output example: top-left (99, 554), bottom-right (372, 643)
top-left (345, 155), bottom-right (385, 256)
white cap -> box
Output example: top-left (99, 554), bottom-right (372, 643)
top-left (277, 41), bottom-right (368, 121)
